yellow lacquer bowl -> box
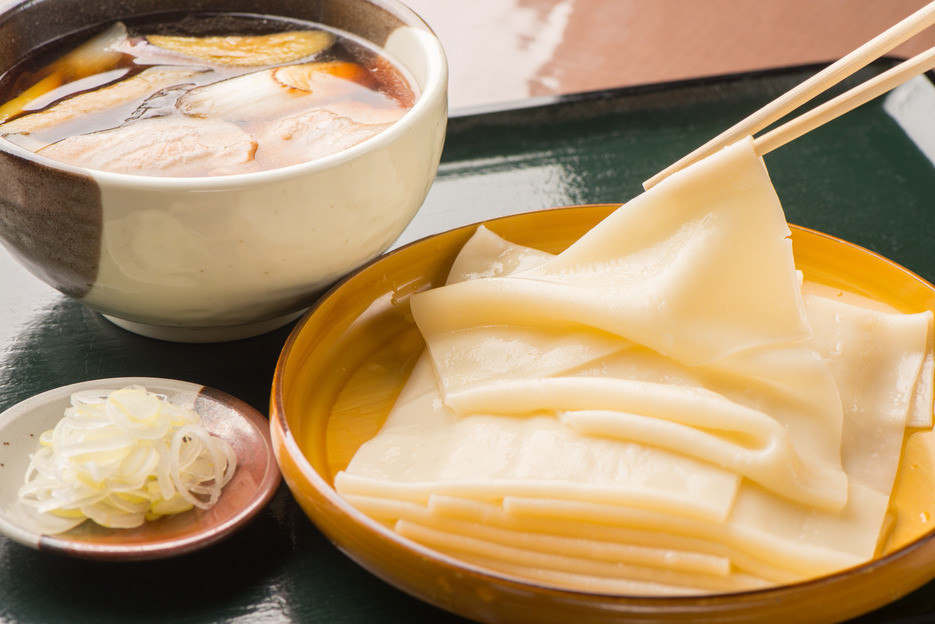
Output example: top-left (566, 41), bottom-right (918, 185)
top-left (270, 204), bottom-right (935, 624)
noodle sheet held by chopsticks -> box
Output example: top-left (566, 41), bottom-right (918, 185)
top-left (335, 137), bottom-right (935, 594)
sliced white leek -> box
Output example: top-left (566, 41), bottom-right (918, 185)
top-left (18, 386), bottom-right (237, 533)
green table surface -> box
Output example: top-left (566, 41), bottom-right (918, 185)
top-left (1, 62), bottom-right (934, 623)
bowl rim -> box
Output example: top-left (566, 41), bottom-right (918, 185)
top-left (270, 203), bottom-right (935, 609)
top-left (0, 0), bottom-right (448, 190)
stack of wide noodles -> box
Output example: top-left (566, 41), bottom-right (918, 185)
top-left (334, 137), bottom-right (935, 595)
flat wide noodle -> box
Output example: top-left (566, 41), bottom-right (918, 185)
top-left (411, 138), bottom-right (809, 367)
top-left (335, 355), bottom-right (741, 523)
top-left (335, 138), bottom-right (935, 594)
top-left (411, 140), bottom-right (848, 509)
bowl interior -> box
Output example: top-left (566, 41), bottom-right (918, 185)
top-left (273, 204), bottom-right (935, 623)
top-left (0, 0), bottom-right (446, 172)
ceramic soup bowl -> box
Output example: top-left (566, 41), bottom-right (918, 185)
top-left (0, 0), bottom-right (447, 342)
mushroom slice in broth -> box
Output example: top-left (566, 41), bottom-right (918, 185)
top-left (144, 30), bottom-right (335, 67)
top-left (0, 22), bottom-right (131, 124)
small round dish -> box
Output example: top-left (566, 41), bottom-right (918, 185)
top-left (271, 204), bottom-right (935, 624)
top-left (0, 377), bottom-right (280, 560)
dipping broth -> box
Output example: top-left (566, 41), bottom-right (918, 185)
top-left (0, 13), bottom-right (417, 177)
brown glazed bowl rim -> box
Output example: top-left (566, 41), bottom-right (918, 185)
top-left (270, 204), bottom-right (935, 623)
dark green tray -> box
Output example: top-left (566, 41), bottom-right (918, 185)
top-left (1, 61), bottom-right (933, 623)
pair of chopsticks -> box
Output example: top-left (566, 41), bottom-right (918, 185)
top-left (644, 1), bottom-right (935, 190)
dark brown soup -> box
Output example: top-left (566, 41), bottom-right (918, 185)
top-left (0, 14), bottom-right (417, 177)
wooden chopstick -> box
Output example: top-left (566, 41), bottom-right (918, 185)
top-left (642, 1), bottom-right (935, 190)
top-left (753, 45), bottom-right (935, 156)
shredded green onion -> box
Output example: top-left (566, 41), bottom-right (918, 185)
top-left (17, 385), bottom-right (237, 533)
